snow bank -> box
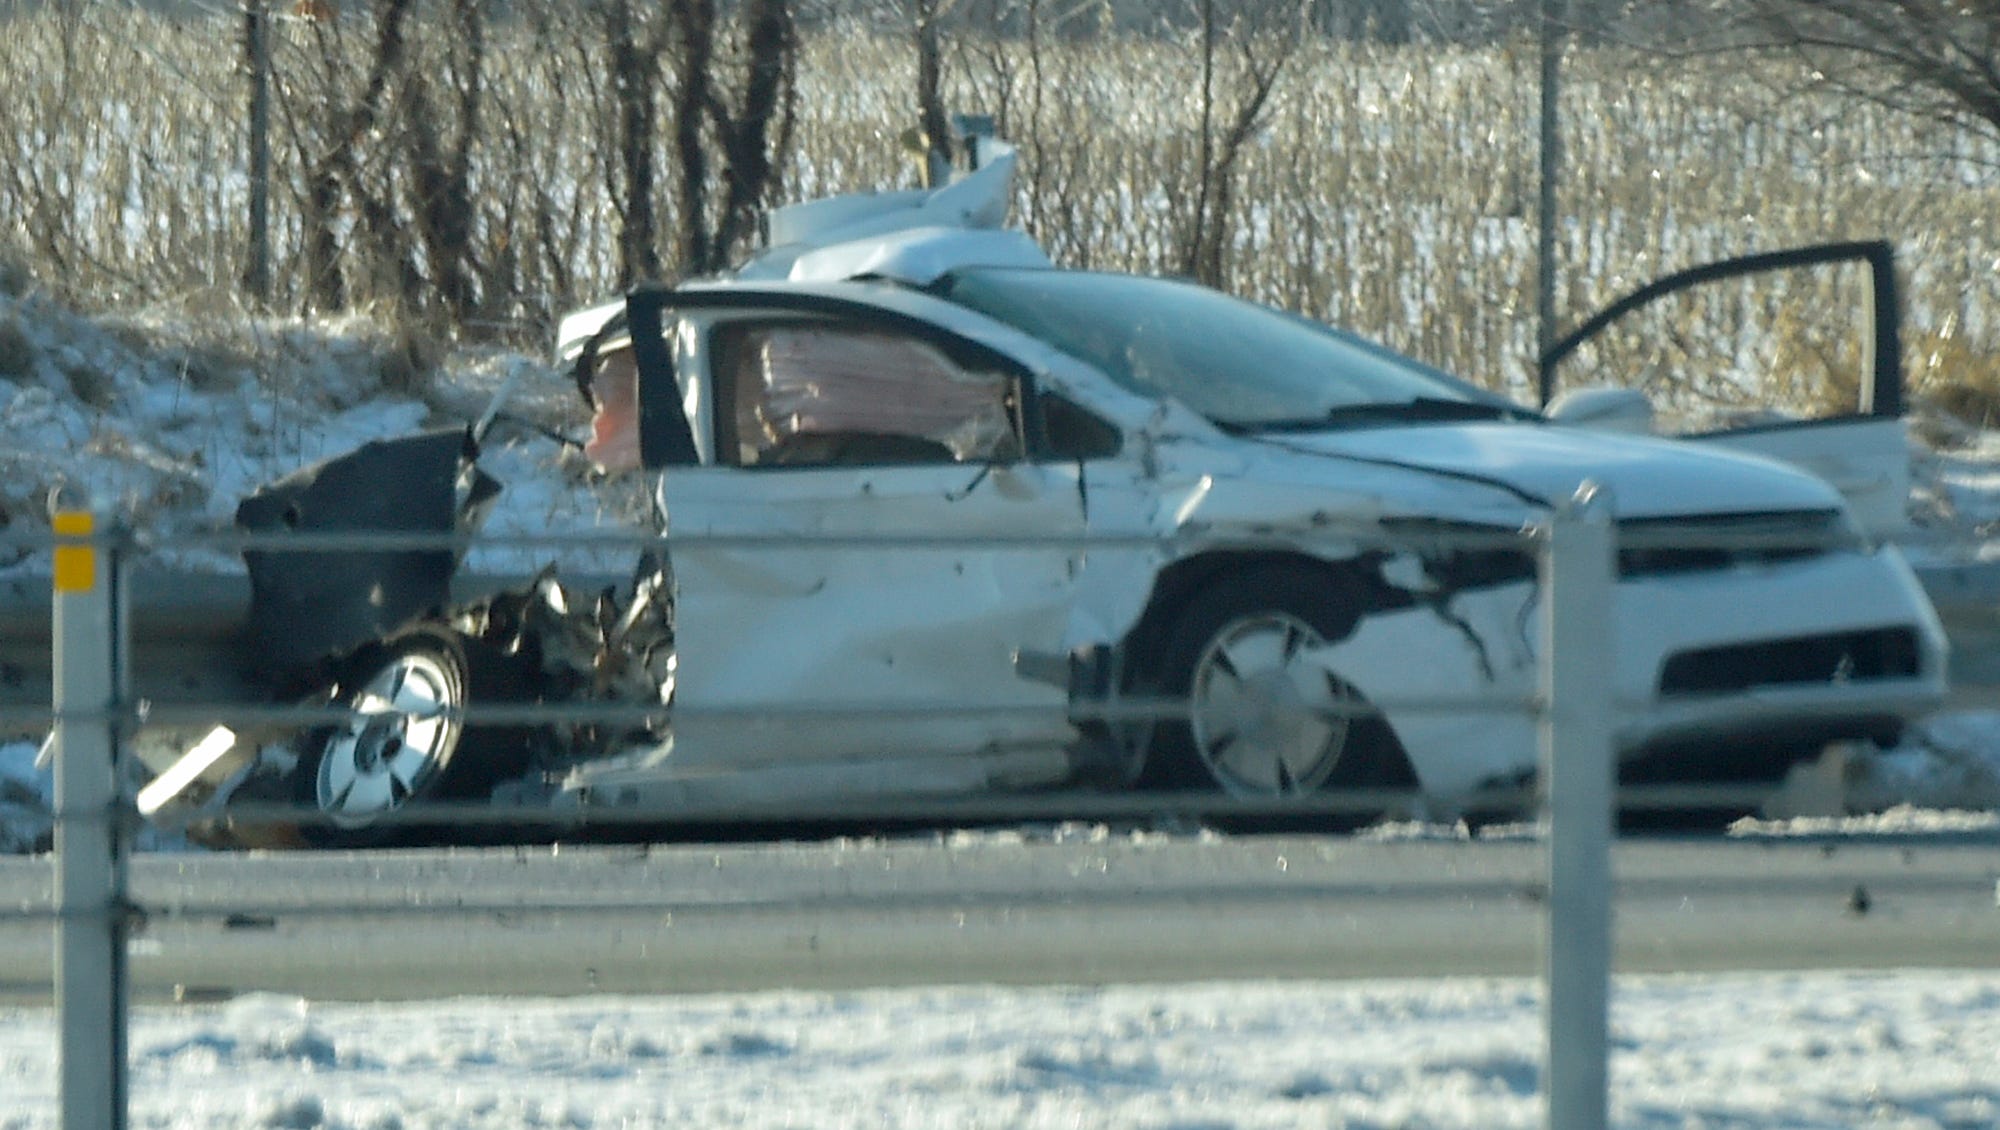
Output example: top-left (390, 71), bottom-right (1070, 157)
top-left (0, 282), bottom-right (601, 575)
top-left (2, 973), bottom-right (1995, 1128)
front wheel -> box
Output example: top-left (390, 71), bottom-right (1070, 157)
top-left (1137, 565), bottom-right (1413, 797)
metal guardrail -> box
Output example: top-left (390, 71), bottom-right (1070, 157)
top-left (22, 484), bottom-right (1624, 1130)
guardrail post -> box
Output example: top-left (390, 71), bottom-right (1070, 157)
top-left (1540, 483), bottom-right (1615, 1130)
top-left (53, 507), bottom-right (128, 1130)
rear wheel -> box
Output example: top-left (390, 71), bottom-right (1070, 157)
top-left (295, 626), bottom-right (526, 846)
top-left (1136, 566), bottom-right (1413, 799)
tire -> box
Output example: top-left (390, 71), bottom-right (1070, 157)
top-left (1135, 565), bottom-right (1412, 797)
top-left (294, 626), bottom-right (529, 847)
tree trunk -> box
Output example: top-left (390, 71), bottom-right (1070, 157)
top-left (605, 0), bottom-right (663, 286)
top-left (711, 0), bottom-right (796, 258)
top-left (670, 0), bottom-right (718, 274)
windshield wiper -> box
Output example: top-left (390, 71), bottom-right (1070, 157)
top-left (1335, 396), bottom-right (1529, 421)
top-left (1242, 397), bottom-right (1533, 432)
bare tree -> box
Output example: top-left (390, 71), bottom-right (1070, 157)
top-left (601, 0), bottom-right (670, 286)
top-left (940, 0), bottom-right (1303, 281)
top-left (667, 0), bottom-right (800, 277)
top-left (913, 0), bottom-right (955, 185)
top-left (1172, 0), bottom-right (1307, 289)
top-left (706, 0), bottom-right (799, 267)
top-left (287, 0), bottom-right (418, 313)
top-left (243, 1), bottom-right (274, 304)
top-left (400, 0), bottom-right (488, 324)
top-left (1696, 1), bottom-right (2000, 143)
top-left (269, 0), bottom-right (796, 320)
top-left (1007, 0), bottom-right (1117, 268)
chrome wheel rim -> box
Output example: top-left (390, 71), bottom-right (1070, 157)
top-left (314, 652), bottom-right (460, 829)
top-left (1188, 612), bottom-right (1351, 795)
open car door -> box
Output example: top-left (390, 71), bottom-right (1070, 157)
top-left (1539, 241), bottom-right (1909, 540)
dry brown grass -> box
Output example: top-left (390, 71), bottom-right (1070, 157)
top-left (2, 6), bottom-right (1998, 414)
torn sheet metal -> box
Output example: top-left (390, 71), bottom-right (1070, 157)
top-left (448, 561), bottom-right (675, 770)
top-left (739, 142), bottom-right (1024, 283)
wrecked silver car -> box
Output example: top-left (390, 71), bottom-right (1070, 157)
top-left (151, 148), bottom-right (1948, 844)
top-left (549, 233), bottom-right (1945, 822)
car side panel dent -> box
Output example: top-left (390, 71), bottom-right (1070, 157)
top-left (1066, 462), bottom-right (1172, 649)
top-left (662, 462), bottom-right (1085, 774)
top-left (1067, 446), bottom-right (1531, 658)
top-left (1063, 445), bottom-right (1301, 654)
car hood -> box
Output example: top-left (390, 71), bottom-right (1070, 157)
top-left (1254, 421), bottom-right (1844, 519)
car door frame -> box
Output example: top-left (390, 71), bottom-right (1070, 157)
top-left (1537, 240), bottom-right (1910, 538)
top-left (1537, 239), bottom-right (1902, 418)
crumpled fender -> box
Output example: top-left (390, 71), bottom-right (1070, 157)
top-left (1064, 418), bottom-right (1530, 654)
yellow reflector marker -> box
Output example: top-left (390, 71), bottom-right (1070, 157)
top-left (51, 510), bottom-right (97, 594)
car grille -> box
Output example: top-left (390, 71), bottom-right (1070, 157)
top-left (1658, 627), bottom-right (1921, 697)
top-left (1617, 510), bottom-right (1857, 578)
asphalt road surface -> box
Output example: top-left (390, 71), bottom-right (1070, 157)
top-left (2, 832), bottom-right (1996, 1003)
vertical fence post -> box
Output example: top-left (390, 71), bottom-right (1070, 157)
top-left (1540, 482), bottom-right (1614, 1130)
top-left (1535, 0), bottom-right (1566, 406)
top-left (52, 508), bottom-right (127, 1130)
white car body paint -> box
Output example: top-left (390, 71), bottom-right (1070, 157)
top-left (658, 459), bottom-right (1084, 779)
top-left (1283, 423), bottom-right (1844, 518)
top-left (559, 190), bottom-right (1949, 813)
top-left (1698, 416), bottom-right (1912, 540)
top-left (1549, 386), bottom-right (1913, 543)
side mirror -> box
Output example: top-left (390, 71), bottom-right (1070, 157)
top-left (1547, 387), bottom-right (1654, 435)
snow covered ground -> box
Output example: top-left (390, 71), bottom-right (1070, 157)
top-left (2, 972), bottom-right (1997, 1128)
top-left (0, 283), bottom-right (640, 578)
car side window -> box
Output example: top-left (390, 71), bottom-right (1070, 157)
top-left (1037, 393), bottom-right (1122, 461)
top-left (715, 322), bottom-right (1023, 469)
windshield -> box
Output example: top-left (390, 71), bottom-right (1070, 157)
top-left (942, 268), bottom-right (1523, 429)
